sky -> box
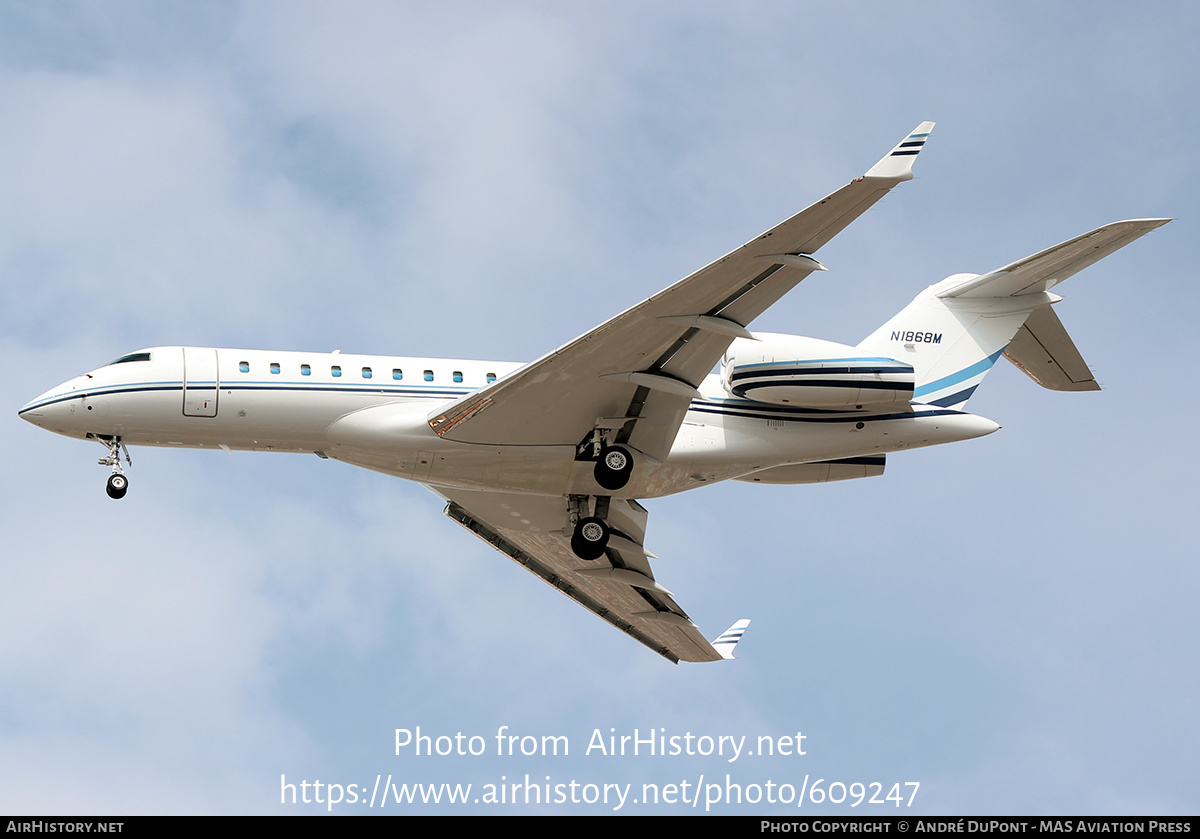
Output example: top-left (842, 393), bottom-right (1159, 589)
top-left (1, 1), bottom-right (1197, 816)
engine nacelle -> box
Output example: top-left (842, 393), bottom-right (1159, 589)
top-left (721, 333), bottom-right (914, 409)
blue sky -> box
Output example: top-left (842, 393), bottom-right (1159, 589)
top-left (2, 2), bottom-right (1197, 815)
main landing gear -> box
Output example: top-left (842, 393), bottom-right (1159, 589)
top-left (568, 425), bottom-right (636, 559)
top-left (571, 516), bottom-right (610, 560)
top-left (568, 494), bottom-right (611, 561)
top-left (580, 424), bottom-right (635, 491)
top-left (593, 444), bottom-right (634, 491)
top-left (97, 435), bottom-right (131, 499)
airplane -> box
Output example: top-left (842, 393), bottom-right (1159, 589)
top-left (18, 122), bottom-right (1170, 664)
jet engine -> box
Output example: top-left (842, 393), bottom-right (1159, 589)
top-left (721, 333), bottom-right (914, 409)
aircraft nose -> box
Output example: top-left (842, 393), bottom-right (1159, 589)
top-left (19, 393), bottom-right (56, 429)
top-left (18, 382), bottom-right (78, 431)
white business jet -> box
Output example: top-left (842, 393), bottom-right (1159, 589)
top-left (19, 123), bottom-right (1169, 663)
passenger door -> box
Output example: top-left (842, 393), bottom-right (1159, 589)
top-left (182, 347), bottom-right (219, 417)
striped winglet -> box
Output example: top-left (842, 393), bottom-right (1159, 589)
top-left (864, 121), bottom-right (935, 182)
top-left (711, 619), bottom-right (752, 660)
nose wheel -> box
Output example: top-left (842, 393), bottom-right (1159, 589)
top-left (106, 473), bottom-right (128, 499)
top-left (96, 435), bottom-right (131, 500)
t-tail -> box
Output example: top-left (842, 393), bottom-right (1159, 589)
top-left (857, 219), bottom-right (1171, 409)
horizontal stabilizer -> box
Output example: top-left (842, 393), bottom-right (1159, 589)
top-left (711, 619), bottom-right (751, 660)
top-left (862, 217), bottom-right (1169, 409)
top-left (940, 219), bottom-right (1171, 299)
top-left (1003, 306), bottom-right (1100, 391)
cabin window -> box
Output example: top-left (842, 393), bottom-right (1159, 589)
top-left (392, 369), bottom-right (403, 380)
top-left (486, 372), bottom-right (497, 384)
top-left (362, 367), bottom-right (372, 379)
top-left (452, 371), bottom-right (463, 383)
top-left (301, 364), bottom-right (311, 376)
top-left (423, 370), bottom-right (434, 382)
top-left (332, 365), bottom-right (342, 378)
top-left (109, 352), bottom-right (152, 365)
top-left (270, 362), bottom-right (281, 374)
top-left (239, 361), bottom-right (249, 373)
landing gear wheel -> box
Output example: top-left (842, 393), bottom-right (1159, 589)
top-left (593, 445), bottom-right (634, 491)
top-left (570, 516), bottom-right (610, 561)
top-left (106, 473), bottom-right (128, 500)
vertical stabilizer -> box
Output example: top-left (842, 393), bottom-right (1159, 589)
top-left (858, 282), bottom-right (1036, 408)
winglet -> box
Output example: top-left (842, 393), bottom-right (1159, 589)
top-left (711, 618), bottom-right (751, 660)
top-left (864, 121), bottom-right (935, 182)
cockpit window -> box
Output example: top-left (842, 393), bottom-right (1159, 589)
top-left (109, 352), bottom-right (152, 365)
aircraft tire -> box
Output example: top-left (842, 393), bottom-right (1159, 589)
top-left (593, 445), bottom-right (634, 491)
top-left (571, 516), bottom-right (610, 561)
top-left (106, 473), bottom-right (128, 500)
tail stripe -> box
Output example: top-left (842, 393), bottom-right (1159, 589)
top-left (925, 385), bottom-right (979, 408)
top-left (912, 349), bottom-right (1004, 400)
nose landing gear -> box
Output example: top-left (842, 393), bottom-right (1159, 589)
top-left (106, 473), bottom-right (128, 499)
top-left (96, 435), bottom-right (131, 499)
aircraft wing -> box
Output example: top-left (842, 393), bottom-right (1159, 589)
top-left (433, 485), bottom-right (744, 663)
top-left (428, 122), bottom-right (936, 462)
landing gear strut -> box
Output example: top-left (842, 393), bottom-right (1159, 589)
top-left (97, 436), bottom-right (131, 500)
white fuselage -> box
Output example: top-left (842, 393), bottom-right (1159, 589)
top-left (19, 346), bottom-right (999, 498)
